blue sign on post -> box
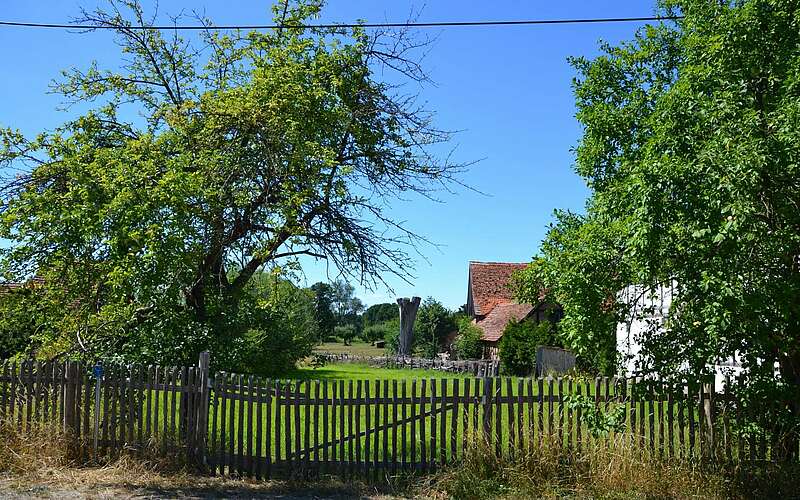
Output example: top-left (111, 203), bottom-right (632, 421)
top-left (92, 364), bottom-right (103, 379)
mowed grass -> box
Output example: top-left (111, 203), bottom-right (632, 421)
top-left (286, 362), bottom-right (471, 381)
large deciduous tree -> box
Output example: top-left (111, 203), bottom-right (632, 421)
top-left (514, 0), bottom-right (800, 456)
top-left (0, 0), bottom-right (465, 368)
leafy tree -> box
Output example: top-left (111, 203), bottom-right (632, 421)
top-left (414, 297), bottom-right (456, 358)
top-left (499, 319), bottom-right (560, 376)
top-left (334, 324), bottom-right (357, 345)
top-left (452, 317), bottom-right (483, 360)
top-left (310, 282), bottom-right (336, 342)
top-left (0, 0), bottom-right (464, 369)
top-left (514, 0), bottom-right (800, 456)
top-left (0, 283), bottom-right (61, 360)
top-left (231, 276), bottom-right (316, 376)
top-left (329, 279), bottom-right (364, 331)
top-left (363, 320), bottom-right (396, 344)
top-left (363, 303), bottom-right (398, 328)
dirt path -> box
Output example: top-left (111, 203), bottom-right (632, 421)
top-left (0, 470), bottom-right (409, 499)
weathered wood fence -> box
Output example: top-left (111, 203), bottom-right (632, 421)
top-left (0, 353), bottom-right (787, 480)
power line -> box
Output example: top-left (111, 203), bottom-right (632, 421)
top-left (0, 16), bottom-right (683, 31)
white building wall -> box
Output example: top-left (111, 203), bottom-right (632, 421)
top-left (615, 283), bottom-right (741, 392)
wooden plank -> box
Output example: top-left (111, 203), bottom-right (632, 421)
top-left (371, 380), bottom-right (378, 477)
top-left (677, 390), bottom-right (686, 459)
top-left (548, 378), bottom-right (555, 441)
top-left (537, 378), bottom-right (544, 445)
top-left (687, 386), bottom-right (696, 458)
top-left (483, 377), bottom-right (492, 448)
top-left (228, 374), bottom-right (237, 476)
top-left (557, 378), bottom-right (564, 447)
top-left (177, 367), bottom-right (187, 450)
top-left (339, 380), bottom-right (346, 477)
top-left (472, 377), bottom-right (480, 441)
top-left (439, 379), bottom-right (446, 466)
top-left (145, 365), bottom-right (154, 445)
top-left (25, 361), bottom-right (34, 432)
top-left (419, 379), bottom-right (427, 472)
top-left (265, 379), bottom-right (272, 479)
top-left (247, 375), bottom-right (255, 477)
top-left (34, 362), bottom-right (43, 425)
top-left (658, 383), bottom-right (665, 457)
top-left (355, 380), bottom-right (362, 475)
top-left (392, 379), bottom-right (398, 474)
top-left (0, 362), bottom-right (7, 421)
top-left (383, 379), bottom-right (390, 473)
top-left (575, 380), bottom-right (582, 451)
top-left (566, 378), bottom-right (573, 449)
top-left (648, 384), bottom-right (655, 453)
top-left (430, 378), bottom-right (437, 471)
top-left (348, 380), bottom-right (354, 477)
top-left (82, 368), bottom-right (91, 460)
top-left (320, 380), bottom-right (327, 472)
top-left (516, 378), bottom-right (524, 451)
top-left (110, 367), bottom-right (118, 454)
top-left (409, 379), bottom-right (415, 469)
top-left (312, 380), bottom-right (319, 477)
top-left (461, 378), bottom-right (470, 457)
top-left (217, 373), bottom-right (227, 474)
top-left (494, 377), bottom-right (502, 455)
top-left (170, 368), bottom-right (180, 452)
top-left (284, 381), bottom-right (291, 475)
top-left (638, 378), bottom-right (645, 448)
top-left (506, 378), bottom-right (515, 453)
top-left (294, 380), bottom-right (302, 476)
top-left (451, 379), bottom-right (459, 463)
top-left (210, 372), bottom-right (219, 475)
top-left (667, 389), bottom-right (674, 458)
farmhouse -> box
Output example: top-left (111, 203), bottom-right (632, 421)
top-left (465, 261), bottom-right (561, 359)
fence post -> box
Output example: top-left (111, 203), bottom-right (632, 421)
top-left (701, 382), bottom-right (715, 460)
top-left (62, 361), bottom-right (80, 441)
top-left (195, 351), bottom-right (211, 468)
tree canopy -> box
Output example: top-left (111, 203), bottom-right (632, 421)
top-left (514, 0), bottom-right (800, 453)
top-left (0, 0), bottom-right (464, 368)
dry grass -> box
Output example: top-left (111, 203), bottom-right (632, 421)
top-left (420, 431), bottom-right (799, 499)
top-left (2, 419), bottom-right (798, 499)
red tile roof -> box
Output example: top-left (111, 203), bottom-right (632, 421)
top-left (468, 261), bottom-right (527, 316)
top-left (476, 302), bottom-right (533, 342)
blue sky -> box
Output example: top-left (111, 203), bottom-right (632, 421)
top-left (0, 1), bottom-right (660, 309)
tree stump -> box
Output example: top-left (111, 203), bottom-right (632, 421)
top-left (396, 297), bottom-right (421, 357)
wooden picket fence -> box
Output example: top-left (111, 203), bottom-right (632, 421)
top-left (0, 353), bottom-right (788, 479)
top-left (313, 353), bottom-right (501, 377)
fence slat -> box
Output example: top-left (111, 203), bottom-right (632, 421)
top-left (451, 379), bottom-right (459, 463)
top-left (420, 379), bottom-right (427, 473)
top-left (439, 379), bottom-right (446, 466)
top-left (246, 375), bottom-right (255, 477)
top-left (265, 379), bottom-right (273, 479)
top-left (355, 380), bottom-right (362, 475)
top-left (294, 380), bottom-right (301, 476)
top-left (383, 379), bottom-right (390, 474)
top-left (430, 378), bottom-right (437, 471)
top-left (409, 379), bottom-right (415, 469)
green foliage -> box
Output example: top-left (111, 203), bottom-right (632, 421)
top-left (310, 282), bottom-right (336, 342)
top-left (0, 0), bottom-right (463, 371)
top-left (499, 320), bottom-right (560, 376)
top-left (362, 318), bottom-right (396, 344)
top-left (0, 285), bottom-right (61, 360)
top-left (564, 393), bottom-right (626, 438)
top-left (227, 276), bottom-right (316, 377)
top-left (514, 0), bottom-right (800, 447)
top-left (334, 324), bottom-right (357, 345)
top-left (363, 303), bottom-right (398, 328)
top-left (452, 317), bottom-right (483, 360)
top-left (414, 297), bottom-right (457, 358)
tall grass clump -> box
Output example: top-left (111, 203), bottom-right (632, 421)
top-left (424, 430), bottom-right (744, 499)
top-left (0, 418), bottom-right (74, 478)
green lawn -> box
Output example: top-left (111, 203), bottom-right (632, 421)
top-left (286, 362), bottom-right (470, 381)
top-left (312, 341), bottom-right (387, 357)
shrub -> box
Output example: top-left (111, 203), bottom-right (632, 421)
top-left (363, 320), bottom-right (396, 343)
top-left (414, 298), bottom-right (457, 358)
top-left (452, 318), bottom-right (483, 360)
top-left (499, 319), bottom-right (560, 376)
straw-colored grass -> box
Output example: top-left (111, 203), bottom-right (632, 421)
top-left (420, 430), bottom-right (800, 499)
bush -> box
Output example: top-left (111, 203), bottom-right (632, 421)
top-left (363, 320), bottom-right (396, 343)
top-left (499, 319), bottom-right (561, 376)
top-left (452, 318), bottom-right (483, 360)
top-left (414, 298), bottom-right (457, 358)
